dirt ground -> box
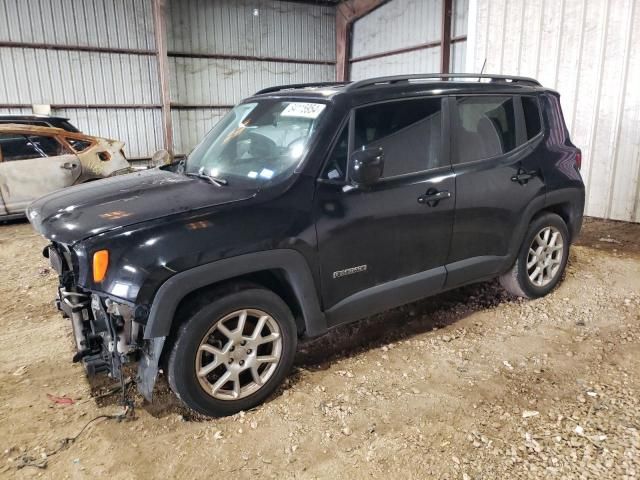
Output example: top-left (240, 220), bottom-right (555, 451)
top-left (0, 217), bottom-right (638, 479)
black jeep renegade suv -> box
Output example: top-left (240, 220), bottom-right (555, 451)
top-left (28, 74), bottom-right (585, 417)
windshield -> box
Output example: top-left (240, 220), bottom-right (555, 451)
top-left (185, 100), bottom-right (328, 185)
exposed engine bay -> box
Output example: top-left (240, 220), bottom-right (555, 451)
top-left (45, 243), bottom-right (142, 386)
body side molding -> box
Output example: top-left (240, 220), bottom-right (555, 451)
top-left (325, 266), bottom-right (446, 327)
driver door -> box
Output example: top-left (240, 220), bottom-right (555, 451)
top-left (0, 132), bottom-right (81, 213)
top-left (314, 97), bottom-right (455, 326)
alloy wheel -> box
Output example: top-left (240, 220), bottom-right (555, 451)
top-left (195, 309), bottom-right (282, 400)
top-left (526, 226), bottom-right (564, 287)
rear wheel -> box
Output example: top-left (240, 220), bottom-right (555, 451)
top-left (499, 213), bottom-right (569, 299)
top-left (167, 288), bottom-right (297, 417)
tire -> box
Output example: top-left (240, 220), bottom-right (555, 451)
top-left (499, 213), bottom-right (570, 299)
top-left (166, 288), bottom-right (297, 417)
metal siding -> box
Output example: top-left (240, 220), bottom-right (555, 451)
top-left (351, 0), bottom-right (468, 76)
top-left (350, 47), bottom-right (441, 81)
top-left (451, 0), bottom-right (469, 72)
top-left (0, 0), bottom-right (336, 159)
top-left (167, 0), bottom-right (337, 154)
top-left (54, 108), bottom-right (162, 160)
top-left (450, 41), bottom-right (466, 73)
top-left (167, 0), bottom-right (335, 61)
top-left (0, 47), bottom-right (160, 105)
top-left (172, 108), bottom-right (230, 156)
top-left (452, 0), bottom-right (469, 37)
top-left (0, 107), bottom-right (32, 115)
top-left (170, 57), bottom-right (335, 105)
top-left (351, 0), bottom-right (442, 59)
top-left (0, 0), bottom-right (155, 50)
top-left (0, 0), bottom-right (162, 160)
top-left (468, 0), bottom-right (640, 222)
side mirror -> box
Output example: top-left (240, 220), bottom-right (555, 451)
top-left (150, 149), bottom-right (172, 168)
top-left (350, 147), bottom-right (384, 187)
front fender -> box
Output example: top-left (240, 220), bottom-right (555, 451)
top-left (143, 248), bottom-right (326, 339)
top-left (137, 248), bottom-right (325, 401)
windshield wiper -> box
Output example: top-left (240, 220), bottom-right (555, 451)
top-left (185, 168), bottom-right (228, 186)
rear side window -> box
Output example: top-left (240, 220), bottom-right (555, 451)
top-left (25, 135), bottom-right (69, 157)
top-left (522, 96), bottom-right (542, 139)
top-left (0, 134), bottom-right (36, 161)
top-left (452, 96), bottom-right (516, 164)
top-left (354, 98), bottom-right (444, 177)
top-left (66, 138), bottom-right (93, 152)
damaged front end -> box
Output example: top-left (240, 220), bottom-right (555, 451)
top-left (45, 243), bottom-right (154, 396)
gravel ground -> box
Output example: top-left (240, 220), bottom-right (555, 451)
top-left (0, 217), bottom-right (638, 479)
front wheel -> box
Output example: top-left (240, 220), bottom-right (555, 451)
top-left (166, 288), bottom-right (297, 417)
top-left (499, 213), bottom-right (570, 299)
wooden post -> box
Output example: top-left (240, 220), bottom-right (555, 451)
top-left (336, 7), bottom-right (350, 81)
top-left (152, 0), bottom-right (173, 155)
top-left (440, 0), bottom-right (453, 74)
top-left (336, 0), bottom-right (386, 82)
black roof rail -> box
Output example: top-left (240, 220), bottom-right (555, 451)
top-left (346, 73), bottom-right (542, 90)
top-left (255, 82), bottom-right (349, 95)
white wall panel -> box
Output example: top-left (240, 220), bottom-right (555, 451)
top-left (351, 0), bottom-right (442, 59)
top-left (0, 47), bottom-right (159, 105)
top-left (171, 108), bottom-right (230, 156)
top-left (0, 0), bottom-right (155, 50)
top-left (167, 0), bottom-right (335, 61)
top-left (351, 0), bottom-right (469, 78)
top-left (55, 108), bottom-right (163, 160)
top-left (467, 0), bottom-right (640, 222)
top-left (170, 57), bottom-right (335, 106)
top-left (350, 47), bottom-right (441, 81)
top-left (167, 0), bottom-right (337, 155)
top-left (452, 0), bottom-right (469, 37)
top-left (0, 0), bottom-right (337, 159)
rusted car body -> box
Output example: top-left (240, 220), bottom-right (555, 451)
top-left (0, 124), bottom-right (130, 219)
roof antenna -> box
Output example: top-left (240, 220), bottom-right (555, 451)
top-left (478, 58), bottom-right (487, 80)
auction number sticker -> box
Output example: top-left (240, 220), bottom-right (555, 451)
top-left (281, 102), bottom-right (326, 119)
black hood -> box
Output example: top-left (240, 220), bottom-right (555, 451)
top-left (27, 169), bottom-right (256, 244)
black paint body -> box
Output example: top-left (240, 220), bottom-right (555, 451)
top-left (27, 79), bottom-right (585, 397)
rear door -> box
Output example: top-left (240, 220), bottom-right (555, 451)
top-left (445, 94), bottom-right (545, 287)
top-left (0, 133), bottom-right (81, 213)
top-left (314, 96), bottom-right (455, 324)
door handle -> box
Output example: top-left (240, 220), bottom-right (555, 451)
top-left (511, 168), bottom-right (538, 185)
top-left (418, 189), bottom-right (451, 207)
top-left (60, 162), bottom-right (78, 170)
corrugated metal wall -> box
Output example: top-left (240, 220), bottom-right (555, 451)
top-left (350, 0), bottom-right (468, 80)
top-left (467, 0), bottom-right (640, 222)
top-left (0, 0), bottom-right (161, 160)
top-left (167, 0), bottom-right (336, 155)
top-left (0, 0), bottom-right (336, 159)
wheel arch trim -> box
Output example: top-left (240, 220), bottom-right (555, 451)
top-left (143, 248), bottom-right (326, 339)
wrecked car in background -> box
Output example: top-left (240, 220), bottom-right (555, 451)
top-left (0, 124), bottom-right (130, 219)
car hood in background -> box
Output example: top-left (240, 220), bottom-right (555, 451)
top-left (27, 169), bottom-right (256, 244)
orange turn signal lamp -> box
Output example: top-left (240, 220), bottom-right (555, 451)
top-left (93, 250), bottom-right (109, 282)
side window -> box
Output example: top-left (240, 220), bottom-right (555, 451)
top-left (0, 134), bottom-right (42, 161)
top-left (26, 135), bottom-right (69, 157)
top-left (321, 124), bottom-right (348, 180)
top-left (66, 138), bottom-right (93, 152)
top-left (522, 96), bottom-right (542, 140)
top-left (353, 98), bottom-right (444, 177)
top-left (453, 96), bottom-right (517, 164)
